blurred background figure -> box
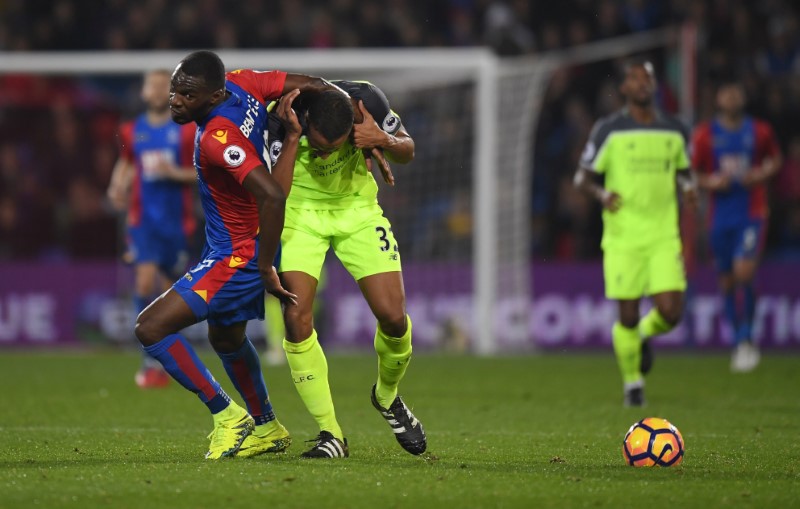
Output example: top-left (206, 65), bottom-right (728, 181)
top-left (106, 69), bottom-right (198, 388)
top-left (692, 82), bottom-right (782, 372)
top-left (574, 61), bottom-right (696, 406)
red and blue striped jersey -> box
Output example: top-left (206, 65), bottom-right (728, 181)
top-left (193, 69), bottom-right (287, 253)
top-left (691, 117), bottom-right (781, 229)
top-left (119, 115), bottom-right (196, 238)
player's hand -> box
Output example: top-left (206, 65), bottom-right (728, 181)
top-left (352, 100), bottom-right (389, 149)
top-left (277, 88), bottom-right (302, 138)
top-left (740, 168), bottom-right (764, 188)
top-left (682, 186), bottom-right (699, 209)
top-left (600, 190), bottom-right (622, 212)
top-left (261, 266), bottom-right (298, 306)
top-left (153, 157), bottom-right (179, 180)
top-left (365, 147), bottom-right (394, 186)
top-left (708, 173), bottom-right (731, 191)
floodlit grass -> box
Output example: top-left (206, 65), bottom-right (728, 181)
top-left (1, 351), bottom-right (798, 508)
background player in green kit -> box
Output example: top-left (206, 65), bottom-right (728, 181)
top-left (265, 82), bottom-right (425, 458)
top-left (574, 60), bottom-right (698, 407)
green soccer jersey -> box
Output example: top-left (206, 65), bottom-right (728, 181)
top-left (266, 81), bottom-right (402, 210)
top-left (580, 110), bottom-right (690, 251)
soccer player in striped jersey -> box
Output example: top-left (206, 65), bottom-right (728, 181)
top-left (574, 60), bottom-right (698, 407)
top-left (107, 69), bottom-right (197, 389)
top-left (264, 81), bottom-right (426, 458)
top-left (692, 82), bottom-right (782, 372)
top-left (134, 50), bottom-right (338, 459)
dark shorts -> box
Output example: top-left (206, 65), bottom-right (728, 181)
top-left (128, 225), bottom-right (189, 277)
top-left (710, 220), bottom-right (766, 273)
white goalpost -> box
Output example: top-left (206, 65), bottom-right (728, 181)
top-left (2, 28), bottom-right (689, 353)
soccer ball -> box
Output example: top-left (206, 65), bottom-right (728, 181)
top-left (622, 417), bottom-right (684, 467)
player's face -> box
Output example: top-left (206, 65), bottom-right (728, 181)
top-left (169, 68), bottom-right (222, 125)
top-left (306, 125), bottom-right (350, 160)
top-left (621, 64), bottom-right (656, 106)
top-left (141, 72), bottom-right (170, 113)
top-left (717, 85), bottom-right (745, 116)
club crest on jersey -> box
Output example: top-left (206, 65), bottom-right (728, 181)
top-left (382, 113), bottom-right (399, 132)
top-left (223, 145), bottom-right (245, 167)
top-left (269, 140), bottom-right (282, 165)
top-left (212, 129), bottom-right (228, 144)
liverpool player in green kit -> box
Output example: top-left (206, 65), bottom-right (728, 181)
top-left (265, 82), bottom-right (425, 457)
top-left (574, 61), bottom-right (698, 406)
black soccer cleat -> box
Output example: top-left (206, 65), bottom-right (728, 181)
top-left (640, 339), bottom-right (654, 375)
top-left (371, 384), bottom-right (427, 455)
top-left (624, 386), bottom-right (646, 407)
top-left (300, 431), bottom-right (349, 459)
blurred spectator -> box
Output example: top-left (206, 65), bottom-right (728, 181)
top-left (65, 177), bottom-right (117, 259)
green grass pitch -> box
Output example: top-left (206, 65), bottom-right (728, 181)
top-left (1, 351), bottom-right (798, 509)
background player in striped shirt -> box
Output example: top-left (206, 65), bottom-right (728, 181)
top-left (692, 82), bottom-right (782, 372)
top-left (107, 69), bottom-right (197, 389)
top-left (264, 81), bottom-right (425, 458)
top-left (134, 51), bottom-right (338, 459)
top-left (574, 60), bottom-right (698, 407)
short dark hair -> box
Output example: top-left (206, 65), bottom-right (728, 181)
top-left (178, 50), bottom-right (226, 91)
top-left (620, 57), bottom-right (655, 81)
top-left (307, 90), bottom-right (354, 143)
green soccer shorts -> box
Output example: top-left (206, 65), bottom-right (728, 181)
top-left (602, 240), bottom-right (687, 300)
top-left (278, 203), bottom-right (401, 281)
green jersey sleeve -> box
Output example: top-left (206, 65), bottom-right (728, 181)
top-left (580, 117), bottom-right (615, 174)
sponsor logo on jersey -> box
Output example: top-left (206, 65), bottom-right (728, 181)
top-left (223, 145), bottom-right (246, 167)
top-left (212, 129), bottom-right (228, 144)
top-left (228, 255), bottom-right (246, 268)
top-left (240, 95), bottom-right (260, 137)
top-left (382, 112), bottom-right (400, 132)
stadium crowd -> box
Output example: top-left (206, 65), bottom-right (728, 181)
top-left (1, 0), bottom-right (799, 262)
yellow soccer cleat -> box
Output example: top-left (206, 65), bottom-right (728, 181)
top-left (205, 404), bottom-right (255, 460)
top-left (237, 421), bottom-right (292, 458)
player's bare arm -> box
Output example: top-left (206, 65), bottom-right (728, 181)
top-left (352, 100), bottom-right (415, 164)
top-left (676, 168), bottom-right (699, 208)
top-left (151, 158), bottom-right (198, 184)
top-left (270, 89), bottom-right (303, 196)
top-left (283, 74), bottom-right (346, 98)
top-left (741, 154), bottom-right (783, 187)
top-left (697, 171), bottom-right (732, 192)
top-left (241, 168), bottom-right (298, 306)
top-left (574, 167), bottom-right (621, 212)
top-left (107, 157), bottom-right (134, 211)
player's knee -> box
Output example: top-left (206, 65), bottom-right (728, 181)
top-left (378, 311), bottom-right (407, 338)
top-left (134, 313), bottom-right (161, 347)
top-left (658, 305), bottom-right (683, 326)
top-left (135, 280), bottom-right (156, 298)
top-left (208, 333), bottom-right (243, 353)
top-left (283, 307), bottom-right (313, 341)
top-left (619, 316), bottom-right (639, 329)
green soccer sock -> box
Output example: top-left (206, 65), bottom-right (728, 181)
top-left (638, 308), bottom-right (673, 341)
top-left (283, 331), bottom-right (343, 440)
top-left (612, 322), bottom-right (643, 385)
top-left (374, 315), bottom-right (413, 409)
